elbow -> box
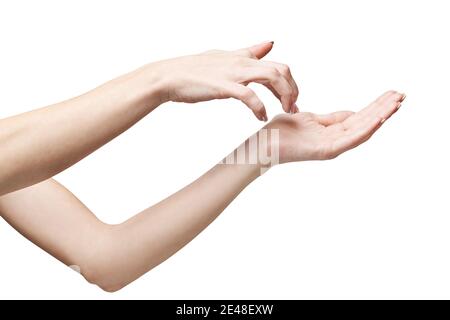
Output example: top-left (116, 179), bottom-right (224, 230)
top-left (94, 280), bottom-right (126, 294)
top-left (81, 261), bottom-right (130, 293)
top-left (71, 224), bottom-right (158, 293)
top-left (73, 229), bottom-right (132, 293)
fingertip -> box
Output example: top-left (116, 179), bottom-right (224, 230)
top-left (281, 97), bottom-right (291, 113)
top-left (254, 112), bottom-right (263, 121)
top-left (253, 106), bottom-right (268, 122)
top-left (400, 93), bottom-right (407, 102)
top-left (263, 41), bottom-right (274, 50)
top-left (249, 41), bottom-right (274, 59)
top-left (261, 108), bottom-right (268, 122)
top-left (375, 90), bottom-right (397, 104)
top-left (257, 114), bottom-right (268, 122)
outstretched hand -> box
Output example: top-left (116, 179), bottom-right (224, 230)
top-left (266, 91), bottom-right (405, 163)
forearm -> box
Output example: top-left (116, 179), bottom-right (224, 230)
top-left (106, 161), bottom-right (262, 289)
top-left (0, 66), bottom-right (164, 196)
top-left (0, 41), bottom-right (297, 196)
top-left (0, 90), bottom-right (403, 292)
top-left (0, 139), bottom-right (264, 292)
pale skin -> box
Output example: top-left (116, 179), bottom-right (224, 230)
top-left (0, 41), bottom-right (298, 196)
top-left (0, 42), bottom-right (405, 292)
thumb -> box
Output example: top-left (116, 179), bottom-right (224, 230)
top-left (235, 41), bottom-right (274, 59)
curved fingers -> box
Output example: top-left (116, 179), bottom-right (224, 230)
top-left (259, 61), bottom-right (300, 104)
top-left (222, 83), bottom-right (268, 121)
top-left (242, 65), bottom-right (295, 113)
top-left (330, 116), bottom-right (382, 158)
top-left (343, 91), bottom-right (405, 129)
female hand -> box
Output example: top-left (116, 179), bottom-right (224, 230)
top-left (265, 91), bottom-right (406, 163)
top-left (148, 41), bottom-right (299, 121)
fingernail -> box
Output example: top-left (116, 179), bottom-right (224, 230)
top-left (400, 94), bottom-right (406, 102)
top-left (396, 103), bottom-right (402, 110)
top-left (262, 110), bottom-right (268, 121)
top-left (269, 41), bottom-right (274, 45)
top-left (293, 103), bottom-right (299, 113)
top-left (380, 118), bottom-right (386, 124)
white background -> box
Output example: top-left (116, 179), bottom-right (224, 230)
top-left (0, 0), bottom-right (449, 299)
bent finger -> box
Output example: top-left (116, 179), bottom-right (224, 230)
top-left (242, 66), bottom-right (294, 113)
top-left (224, 84), bottom-right (268, 121)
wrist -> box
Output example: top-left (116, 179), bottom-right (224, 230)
top-left (104, 64), bottom-right (168, 112)
top-left (133, 64), bottom-right (169, 107)
top-left (136, 61), bottom-right (179, 106)
top-left (220, 128), bottom-right (281, 176)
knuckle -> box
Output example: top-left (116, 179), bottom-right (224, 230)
top-left (279, 63), bottom-right (291, 75)
top-left (246, 94), bottom-right (263, 111)
top-left (269, 67), bottom-right (281, 77)
top-left (237, 56), bottom-right (251, 66)
top-left (230, 56), bottom-right (249, 69)
top-left (236, 49), bottom-right (255, 59)
top-left (246, 49), bottom-right (256, 58)
top-left (240, 88), bottom-right (255, 101)
top-left (254, 102), bottom-right (264, 112)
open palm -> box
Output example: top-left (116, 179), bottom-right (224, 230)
top-left (267, 91), bottom-right (405, 163)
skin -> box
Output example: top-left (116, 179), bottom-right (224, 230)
top-left (0, 91), bottom-right (405, 292)
top-left (0, 41), bottom-right (298, 196)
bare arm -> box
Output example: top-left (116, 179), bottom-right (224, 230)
top-left (0, 42), bottom-right (298, 196)
top-left (0, 91), bottom-right (404, 292)
top-left (0, 164), bottom-right (261, 292)
top-left (0, 73), bottom-right (163, 196)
